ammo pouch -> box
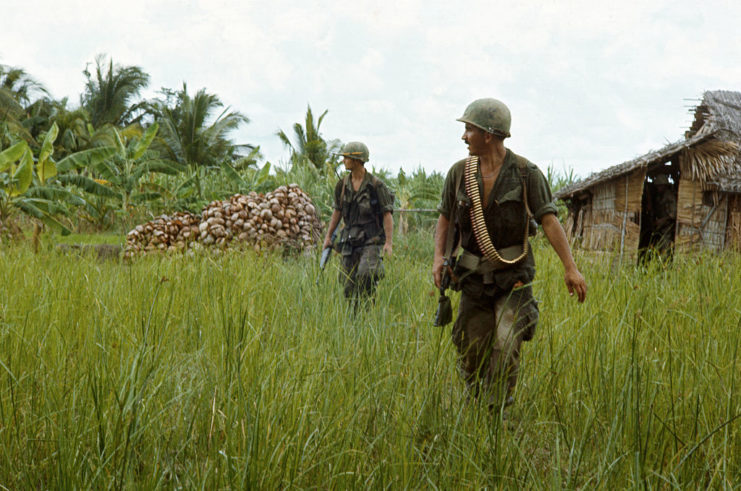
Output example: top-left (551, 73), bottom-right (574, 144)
top-left (346, 225), bottom-right (366, 247)
top-left (340, 226), bottom-right (366, 254)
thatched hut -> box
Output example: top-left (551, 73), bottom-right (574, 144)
top-left (555, 90), bottom-right (741, 257)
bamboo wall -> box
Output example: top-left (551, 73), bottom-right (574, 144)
top-left (675, 178), bottom-right (729, 252)
top-left (580, 170), bottom-right (645, 253)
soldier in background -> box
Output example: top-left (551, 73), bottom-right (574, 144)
top-left (323, 142), bottom-right (394, 311)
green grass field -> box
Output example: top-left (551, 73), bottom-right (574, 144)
top-left (0, 235), bottom-right (738, 488)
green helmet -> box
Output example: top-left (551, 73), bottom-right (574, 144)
top-left (457, 98), bottom-right (511, 138)
top-left (340, 141), bottom-right (369, 163)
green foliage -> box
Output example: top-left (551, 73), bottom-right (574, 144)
top-left (81, 55), bottom-right (150, 128)
top-left (544, 163), bottom-right (579, 220)
top-left (0, 239), bottom-right (738, 488)
top-left (0, 125), bottom-right (75, 234)
top-left (0, 64), bottom-right (47, 147)
top-left (277, 105), bottom-right (341, 175)
top-left (389, 167), bottom-right (444, 234)
top-left (58, 123), bottom-right (185, 230)
top-left (146, 83), bottom-right (249, 200)
top-left (545, 162), bottom-right (578, 193)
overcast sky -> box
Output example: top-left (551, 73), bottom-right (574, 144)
top-left (2, 0), bottom-right (741, 179)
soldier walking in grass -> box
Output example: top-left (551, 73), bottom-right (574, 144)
top-left (323, 142), bottom-right (394, 311)
top-left (432, 98), bottom-right (587, 412)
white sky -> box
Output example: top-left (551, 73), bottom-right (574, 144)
top-left (2, 0), bottom-right (741, 179)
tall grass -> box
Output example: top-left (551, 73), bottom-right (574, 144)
top-left (0, 236), bottom-right (738, 488)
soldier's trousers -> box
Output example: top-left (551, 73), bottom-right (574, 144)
top-left (452, 284), bottom-right (539, 407)
top-left (340, 245), bottom-right (384, 302)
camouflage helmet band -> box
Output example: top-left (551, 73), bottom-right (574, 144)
top-left (340, 141), bottom-right (369, 163)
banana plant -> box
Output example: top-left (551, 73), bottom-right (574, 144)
top-left (95, 123), bottom-right (182, 213)
top-left (0, 123), bottom-right (85, 235)
top-left (58, 123), bottom-right (183, 224)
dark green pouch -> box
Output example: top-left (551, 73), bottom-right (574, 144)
top-left (433, 294), bottom-right (453, 327)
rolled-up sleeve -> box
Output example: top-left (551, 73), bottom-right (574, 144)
top-left (437, 162), bottom-right (462, 219)
top-left (527, 166), bottom-right (558, 222)
top-left (375, 181), bottom-right (395, 213)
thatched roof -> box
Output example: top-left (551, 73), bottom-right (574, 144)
top-left (556, 90), bottom-right (741, 199)
top-left (686, 90), bottom-right (741, 139)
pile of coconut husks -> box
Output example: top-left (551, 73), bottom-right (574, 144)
top-left (124, 184), bottom-right (323, 259)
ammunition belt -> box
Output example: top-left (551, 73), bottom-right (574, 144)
top-left (464, 156), bottom-right (529, 266)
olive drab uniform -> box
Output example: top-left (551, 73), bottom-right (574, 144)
top-left (334, 172), bottom-right (394, 303)
top-left (438, 149), bottom-right (557, 405)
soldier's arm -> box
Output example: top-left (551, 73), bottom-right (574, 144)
top-left (432, 214), bottom-right (449, 289)
top-left (382, 211), bottom-right (393, 257)
top-left (541, 213), bottom-right (587, 302)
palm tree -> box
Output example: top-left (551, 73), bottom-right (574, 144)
top-left (277, 105), bottom-right (340, 174)
top-left (80, 55), bottom-right (150, 128)
top-left (0, 64), bottom-right (48, 146)
top-left (0, 65), bottom-right (47, 107)
top-left (148, 84), bottom-right (249, 199)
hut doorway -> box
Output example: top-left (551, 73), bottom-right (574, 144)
top-left (638, 163), bottom-right (679, 259)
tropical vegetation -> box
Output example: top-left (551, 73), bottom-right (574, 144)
top-left (0, 57), bottom-right (454, 239)
top-left (1, 55), bottom-right (738, 490)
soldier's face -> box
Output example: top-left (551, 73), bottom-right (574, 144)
top-left (343, 156), bottom-right (362, 170)
top-left (461, 124), bottom-right (487, 155)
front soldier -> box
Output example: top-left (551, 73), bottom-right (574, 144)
top-left (432, 98), bottom-right (587, 412)
top-left (323, 142), bottom-right (394, 311)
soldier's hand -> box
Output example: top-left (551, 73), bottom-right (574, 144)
top-left (383, 243), bottom-right (392, 257)
top-left (564, 268), bottom-right (587, 303)
top-left (322, 236), bottom-right (332, 250)
top-left (432, 257), bottom-right (444, 289)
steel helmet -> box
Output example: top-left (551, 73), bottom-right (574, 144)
top-left (457, 98), bottom-right (511, 138)
top-left (340, 141), bottom-right (369, 163)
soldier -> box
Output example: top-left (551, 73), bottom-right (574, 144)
top-left (432, 98), bottom-right (587, 412)
top-left (323, 142), bottom-right (394, 310)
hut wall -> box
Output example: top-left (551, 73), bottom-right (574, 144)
top-left (727, 195), bottom-right (741, 251)
top-left (564, 201), bottom-right (587, 243)
top-left (580, 171), bottom-right (643, 252)
top-left (675, 178), bottom-right (728, 252)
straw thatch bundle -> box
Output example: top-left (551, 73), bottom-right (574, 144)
top-left (680, 140), bottom-right (739, 183)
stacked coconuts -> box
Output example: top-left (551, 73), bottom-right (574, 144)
top-left (124, 212), bottom-right (201, 257)
top-left (124, 184), bottom-right (322, 259)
